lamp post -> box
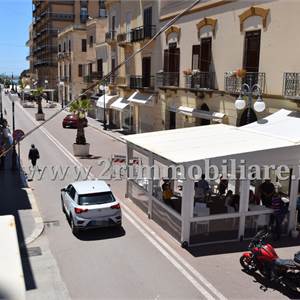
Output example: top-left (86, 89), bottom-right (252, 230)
top-left (0, 84), bottom-right (3, 123)
top-left (59, 81), bottom-right (64, 108)
top-left (235, 78), bottom-right (266, 125)
top-left (99, 82), bottom-right (108, 130)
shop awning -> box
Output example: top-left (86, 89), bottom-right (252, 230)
top-left (177, 106), bottom-right (225, 122)
top-left (127, 91), bottom-right (154, 105)
top-left (96, 94), bottom-right (118, 108)
top-left (110, 97), bottom-right (130, 111)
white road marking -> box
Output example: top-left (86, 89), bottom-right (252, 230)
top-left (18, 102), bottom-right (227, 300)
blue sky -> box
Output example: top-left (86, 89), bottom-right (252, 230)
top-left (0, 0), bottom-right (31, 77)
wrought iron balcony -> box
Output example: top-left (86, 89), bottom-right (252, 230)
top-left (105, 31), bottom-right (116, 43)
top-left (57, 52), bottom-right (71, 60)
top-left (60, 76), bottom-right (70, 82)
top-left (131, 25), bottom-right (156, 42)
top-left (156, 72), bottom-right (180, 87)
top-left (185, 72), bottom-right (215, 89)
top-left (129, 75), bottom-right (154, 89)
top-left (84, 75), bottom-right (93, 83)
top-left (283, 72), bottom-right (300, 97)
top-left (117, 32), bottom-right (131, 46)
top-left (224, 72), bottom-right (266, 94)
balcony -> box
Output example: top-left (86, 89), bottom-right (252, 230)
top-left (156, 72), bottom-right (179, 87)
top-left (185, 72), bottom-right (215, 90)
top-left (224, 72), bottom-right (266, 94)
top-left (131, 25), bottom-right (156, 42)
top-left (129, 75), bottom-right (154, 89)
top-left (61, 76), bottom-right (70, 82)
top-left (57, 52), bottom-right (71, 60)
top-left (34, 59), bottom-right (54, 67)
top-left (117, 32), bottom-right (131, 46)
top-left (50, 13), bottom-right (75, 21)
top-left (283, 72), bottom-right (300, 98)
top-left (83, 72), bottom-right (103, 83)
top-left (105, 31), bottom-right (116, 44)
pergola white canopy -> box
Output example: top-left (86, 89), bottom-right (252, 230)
top-left (96, 94), bottom-right (118, 108)
top-left (124, 109), bottom-right (300, 245)
top-left (110, 97), bottom-right (130, 111)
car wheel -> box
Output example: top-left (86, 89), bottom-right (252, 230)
top-left (63, 124), bottom-right (66, 128)
top-left (70, 216), bottom-right (79, 234)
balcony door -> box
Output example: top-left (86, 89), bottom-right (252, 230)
top-left (243, 30), bottom-right (261, 85)
top-left (200, 38), bottom-right (212, 72)
top-left (111, 58), bottom-right (116, 84)
top-left (97, 59), bottom-right (103, 79)
top-left (142, 57), bottom-right (151, 87)
top-left (143, 7), bottom-right (152, 38)
top-left (164, 44), bottom-right (180, 86)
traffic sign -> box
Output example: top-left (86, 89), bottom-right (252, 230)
top-left (13, 129), bottom-right (25, 142)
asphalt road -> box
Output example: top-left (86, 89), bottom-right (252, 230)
top-left (3, 93), bottom-right (300, 300)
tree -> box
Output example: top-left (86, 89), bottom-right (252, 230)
top-left (31, 87), bottom-right (44, 114)
top-left (69, 98), bottom-right (91, 145)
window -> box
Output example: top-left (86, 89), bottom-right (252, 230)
top-left (59, 65), bottom-right (62, 78)
top-left (69, 64), bottom-right (72, 78)
top-left (64, 65), bottom-right (67, 78)
top-left (143, 7), bottom-right (152, 38)
top-left (67, 185), bottom-right (76, 200)
top-left (89, 35), bottom-right (94, 47)
top-left (99, 0), bottom-right (106, 17)
top-left (97, 59), bottom-right (103, 78)
top-left (89, 63), bottom-right (92, 75)
top-left (192, 45), bottom-right (200, 70)
top-left (243, 30), bottom-right (261, 73)
top-left (58, 44), bottom-right (61, 52)
top-left (68, 40), bottom-right (71, 52)
top-left (80, 0), bottom-right (88, 23)
top-left (63, 42), bottom-right (66, 52)
top-left (78, 64), bottom-right (83, 77)
top-left (81, 39), bottom-right (87, 52)
top-left (200, 37), bottom-right (212, 72)
top-left (78, 192), bottom-right (116, 205)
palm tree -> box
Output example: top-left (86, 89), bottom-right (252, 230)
top-left (31, 87), bottom-right (44, 114)
top-left (69, 98), bottom-right (91, 145)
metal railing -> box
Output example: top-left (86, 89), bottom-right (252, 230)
top-left (129, 75), bottom-right (155, 89)
top-left (185, 72), bottom-right (215, 89)
top-left (105, 30), bottom-right (116, 43)
top-left (117, 32), bottom-right (131, 44)
top-left (131, 25), bottom-right (156, 42)
top-left (60, 76), bottom-right (70, 82)
top-left (224, 72), bottom-right (266, 94)
top-left (156, 72), bottom-right (180, 87)
top-left (283, 72), bottom-right (300, 97)
top-left (57, 52), bottom-right (71, 60)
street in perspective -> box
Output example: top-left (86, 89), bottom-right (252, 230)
top-left (1, 0), bottom-right (300, 299)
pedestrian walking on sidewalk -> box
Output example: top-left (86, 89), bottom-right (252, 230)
top-left (28, 144), bottom-right (40, 170)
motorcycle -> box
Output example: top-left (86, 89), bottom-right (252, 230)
top-left (240, 229), bottom-right (300, 293)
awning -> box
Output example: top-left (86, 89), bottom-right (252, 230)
top-left (110, 97), bottom-right (130, 111)
top-left (177, 106), bottom-right (225, 122)
top-left (127, 91), bottom-right (154, 105)
top-left (96, 94), bottom-right (118, 108)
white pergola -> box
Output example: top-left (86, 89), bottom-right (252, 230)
top-left (124, 110), bottom-right (300, 245)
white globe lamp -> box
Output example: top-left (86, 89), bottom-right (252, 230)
top-left (235, 95), bottom-right (246, 110)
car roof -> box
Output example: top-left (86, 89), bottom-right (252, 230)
top-left (71, 180), bottom-right (111, 195)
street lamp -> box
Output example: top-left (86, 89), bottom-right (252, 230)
top-left (99, 83), bottom-right (109, 130)
top-left (59, 81), bottom-right (64, 108)
top-left (235, 78), bottom-right (265, 125)
top-left (9, 93), bottom-right (17, 170)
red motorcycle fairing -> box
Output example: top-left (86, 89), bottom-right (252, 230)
top-left (256, 243), bottom-right (279, 262)
top-left (242, 252), bottom-right (253, 259)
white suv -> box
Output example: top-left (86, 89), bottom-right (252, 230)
top-left (61, 180), bottom-right (122, 234)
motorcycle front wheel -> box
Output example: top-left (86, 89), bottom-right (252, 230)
top-left (240, 255), bottom-right (257, 273)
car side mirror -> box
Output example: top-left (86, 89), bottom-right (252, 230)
top-left (61, 188), bottom-right (66, 192)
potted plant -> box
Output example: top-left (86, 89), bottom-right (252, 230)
top-left (236, 68), bottom-right (247, 78)
top-left (70, 97), bottom-right (92, 157)
top-left (32, 87), bottom-right (45, 121)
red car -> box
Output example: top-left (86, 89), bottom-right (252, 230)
top-left (62, 114), bottom-right (88, 129)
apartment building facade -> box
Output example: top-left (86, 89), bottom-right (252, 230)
top-left (32, 0), bottom-right (105, 92)
top-left (157, 0), bottom-right (300, 130)
top-left (103, 0), bottom-right (162, 132)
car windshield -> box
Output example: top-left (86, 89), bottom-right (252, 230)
top-left (78, 192), bottom-right (116, 205)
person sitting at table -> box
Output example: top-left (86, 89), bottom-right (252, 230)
top-left (162, 180), bottom-right (174, 208)
top-left (249, 190), bottom-right (260, 208)
top-left (259, 179), bottom-right (275, 208)
top-left (225, 190), bottom-right (235, 213)
top-left (218, 175), bottom-right (228, 195)
top-left (195, 174), bottom-right (211, 203)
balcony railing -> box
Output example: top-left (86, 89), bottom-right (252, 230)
top-left (224, 72), bottom-right (266, 94)
top-left (156, 72), bottom-right (180, 87)
top-left (61, 76), bottom-right (70, 82)
top-left (129, 75), bottom-right (154, 89)
top-left (117, 32), bottom-right (131, 45)
top-left (131, 25), bottom-right (156, 42)
top-left (283, 72), bottom-right (300, 97)
top-left (105, 30), bottom-right (116, 43)
top-left (57, 52), bottom-right (71, 60)
top-left (185, 72), bottom-right (215, 89)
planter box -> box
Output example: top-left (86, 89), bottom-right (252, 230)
top-left (73, 143), bottom-right (90, 157)
top-left (35, 113), bottom-right (45, 121)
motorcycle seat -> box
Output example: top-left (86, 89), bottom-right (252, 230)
top-left (275, 258), bottom-right (297, 268)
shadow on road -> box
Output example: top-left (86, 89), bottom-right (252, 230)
top-left (0, 155), bottom-right (37, 291)
top-left (241, 269), bottom-right (300, 299)
top-left (75, 226), bottom-right (126, 241)
top-left (187, 236), bottom-right (300, 258)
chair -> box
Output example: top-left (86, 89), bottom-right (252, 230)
top-left (193, 207), bottom-right (210, 235)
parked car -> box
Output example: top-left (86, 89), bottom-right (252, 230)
top-left (62, 114), bottom-right (88, 128)
top-left (61, 180), bottom-right (122, 234)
